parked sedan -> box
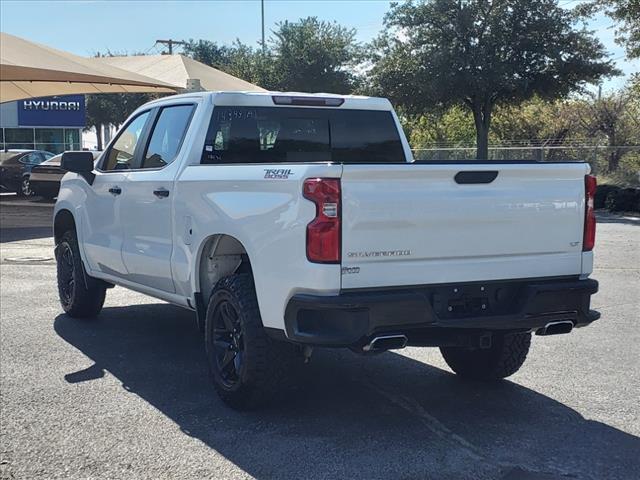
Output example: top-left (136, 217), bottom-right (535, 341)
top-left (30, 151), bottom-right (102, 199)
top-left (0, 150), bottom-right (54, 196)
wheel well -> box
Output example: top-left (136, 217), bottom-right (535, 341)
top-left (198, 235), bottom-right (251, 301)
top-left (54, 210), bottom-right (76, 245)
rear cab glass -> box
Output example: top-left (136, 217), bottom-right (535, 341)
top-left (201, 107), bottom-right (406, 164)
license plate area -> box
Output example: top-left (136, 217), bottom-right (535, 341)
top-left (430, 282), bottom-right (524, 319)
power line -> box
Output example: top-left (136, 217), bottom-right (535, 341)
top-left (558, 0), bottom-right (581, 7)
top-left (155, 39), bottom-right (187, 55)
top-left (143, 42), bottom-right (162, 55)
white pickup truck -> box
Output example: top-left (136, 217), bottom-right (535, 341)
top-left (54, 91), bottom-right (599, 409)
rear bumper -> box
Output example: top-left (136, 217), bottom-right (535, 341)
top-left (284, 277), bottom-right (600, 347)
top-left (29, 179), bottom-right (60, 197)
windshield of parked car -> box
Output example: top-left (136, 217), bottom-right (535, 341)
top-left (202, 107), bottom-right (406, 164)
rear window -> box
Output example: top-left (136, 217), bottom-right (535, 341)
top-left (202, 107), bottom-right (406, 164)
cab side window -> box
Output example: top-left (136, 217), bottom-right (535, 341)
top-left (103, 111), bottom-right (151, 171)
top-left (141, 105), bottom-right (195, 169)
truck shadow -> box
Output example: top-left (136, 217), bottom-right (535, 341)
top-left (54, 304), bottom-right (639, 480)
top-left (0, 226), bottom-right (52, 243)
top-left (595, 212), bottom-right (640, 225)
top-left (0, 198), bottom-right (54, 242)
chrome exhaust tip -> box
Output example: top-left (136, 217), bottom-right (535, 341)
top-left (362, 334), bottom-right (408, 352)
top-left (536, 320), bottom-right (574, 336)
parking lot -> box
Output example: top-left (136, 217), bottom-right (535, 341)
top-left (0, 195), bottom-right (638, 480)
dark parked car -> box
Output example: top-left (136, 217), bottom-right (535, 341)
top-left (0, 150), bottom-right (54, 196)
top-left (30, 151), bottom-right (102, 199)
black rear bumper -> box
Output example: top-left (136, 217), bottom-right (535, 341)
top-left (284, 277), bottom-right (600, 347)
top-left (29, 180), bottom-right (60, 197)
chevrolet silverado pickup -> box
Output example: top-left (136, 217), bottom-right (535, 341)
top-left (54, 91), bottom-right (600, 409)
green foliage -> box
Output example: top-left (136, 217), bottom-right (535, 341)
top-left (605, 187), bottom-right (640, 212)
top-left (369, 0), bottom-right (619, 159)
top-left (491, 97), bottom-right (577, 146)
top-left (406, 80), bottom-right (640, 181)
top-left (184, 39), bottom-right (273, 87)
top-left (85, 93), bottom-right (157, 149)
top-left (269, 17), bottom-right (362, 93)
top-left (405, 106), bottom-right (476, 148)
top-left (576, 0), bottom-right (640, 59)
top-left (184, 17), bottom-right (361, 93)
top-left (577, 84), bottom-right (640, 172)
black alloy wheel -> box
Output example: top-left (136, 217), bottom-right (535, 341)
top-left (57, 241), bottom-right (76, 309)
top-left (212, 297), bottom-right (245, 388)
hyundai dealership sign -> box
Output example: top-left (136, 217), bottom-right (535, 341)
top-left (17, 95), bottom-right (86, 127)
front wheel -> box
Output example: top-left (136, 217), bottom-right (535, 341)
top-left (56, 230), bottom-right (106, 318)
top-left (205, 274), bottom-right (296, 410)
top-left (440, 332), bottom-right (531, 380)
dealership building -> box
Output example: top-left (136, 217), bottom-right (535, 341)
top-left (0, 95), bottom-right (85, 154)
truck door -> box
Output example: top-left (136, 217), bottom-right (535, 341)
top-left (82, 110), bottom-right (152, 277)
top-left (119, 104), bottom-right (196, 293)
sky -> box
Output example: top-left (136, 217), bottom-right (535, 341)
top-left (1, 0), bottom-right (637, 91)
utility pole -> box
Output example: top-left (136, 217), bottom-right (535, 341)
top-left (155, 39), bottom-right (187, 55)
top-left (261, 0), bottom-right (266, 54)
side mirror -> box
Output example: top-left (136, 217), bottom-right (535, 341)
top-left (61, 151), bottom-right (95, 185)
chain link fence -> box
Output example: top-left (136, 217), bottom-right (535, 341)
top-left (412, 145), bottom-right (640, 184)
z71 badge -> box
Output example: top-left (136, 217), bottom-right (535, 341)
top-left (341, 266), bottom-right (361, 275)
top-left (264, 169), bottom-right (293, 179)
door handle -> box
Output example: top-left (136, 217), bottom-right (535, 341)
top-left (108, 186), bottom-right (122, 195)
top-left (454, 171), bottom-right (499, 184)
top-left (153, 188), bottom-right (170, 198)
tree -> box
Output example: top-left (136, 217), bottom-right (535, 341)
top-left (369, 0), bottom-right (618, 160)
top-left (491, 97), bottom-right (580, 143)
top-left (406, 107), bottom-right (475, 151)
top-left (268, 17), bottom-right (362, 93)
top-left (183, 17), bottom-right (362, 93)
top-left (183, 39), bottom-right (273, 87)
top-left (85, 93), bottom-right (155, 149)
top-left (578, 87), bottom-right (640, 172)
top-left (84, 51), bottom-right (164, 150)
top-left (577, 0), bottom-right (640, 59)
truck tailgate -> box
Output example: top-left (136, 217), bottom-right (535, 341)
top-left (340, 162), bottom-right (588, 289)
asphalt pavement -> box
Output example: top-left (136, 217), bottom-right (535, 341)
top-left (1, 195), bottom-right (639, 480)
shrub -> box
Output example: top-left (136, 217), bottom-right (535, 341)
top-left (595, 185), bottom-right (621, 209)
top-left (605, 188), bottom-right (640, 213)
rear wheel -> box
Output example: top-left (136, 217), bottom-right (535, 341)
top-left (205, 273), bottom-right (296, 410)
top-left (440, 332), bottom-right (531, 380)
top-left (18, 176), bottom-right (32, 197)
top-left (56, 230), bottom-right (106, 318)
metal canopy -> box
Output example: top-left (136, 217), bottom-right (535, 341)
top-left (0, 32), bottom-right (176, 103)
top-left (92, 54), bottom-right (265, 92)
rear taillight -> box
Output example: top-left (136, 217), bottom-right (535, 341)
top-left (303, 178), bottom-right (341, 263)
top-left (583, 174), bottom-right (597, 251)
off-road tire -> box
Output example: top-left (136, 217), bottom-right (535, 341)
top-left (440, 332), bottom-right (531, 380)
top-left (205, 273), bottom-right (296, 410)
top-left (56, 230), bottom-right (106, 318)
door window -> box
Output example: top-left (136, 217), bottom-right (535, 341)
top-left (19, 152), bottom-right (44, 165)
top-left (103, 111), bottom-right (151, 171)
top-left (141, 105), bottom-right (195, 169)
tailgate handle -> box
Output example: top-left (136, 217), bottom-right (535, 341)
top-left (454, 171), bottom-right (498, 184)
